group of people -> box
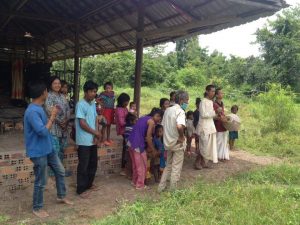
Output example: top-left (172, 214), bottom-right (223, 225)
top-left (24, 78), bottom-right (239, 218)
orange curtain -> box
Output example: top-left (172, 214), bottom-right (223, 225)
top-left (11, 59), bottom-right (24, 99)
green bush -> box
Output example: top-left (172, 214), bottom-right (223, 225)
top-left (177, 66), bottom-right (207, 87)
top-left (258, 83), bottom-right (296, 132)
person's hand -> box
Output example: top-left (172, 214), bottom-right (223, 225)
top-left (94, 131), bottom-right (102, 140)
top-left (217, 107), bottom-right (223, 113)
top-left (50, 106), bottom-right (59, 121)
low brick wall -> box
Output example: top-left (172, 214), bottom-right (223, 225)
top-left (0, 139), bottom-right (123, 191)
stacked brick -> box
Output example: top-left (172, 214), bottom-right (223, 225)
top-left (0, 139), bottom-right (123, 191)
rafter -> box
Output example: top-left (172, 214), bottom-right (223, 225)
top-left (227, 0), bottom-right (281, 10)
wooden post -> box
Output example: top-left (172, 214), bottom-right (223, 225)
top-left (74, 25), bottom-right (80, 103)
top-left (134, 0), bottom-right (144, 116)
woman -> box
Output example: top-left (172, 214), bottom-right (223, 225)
top-left (196, 85), bottom-right (218, 168)
top-left (45, 76), bottom-right (71, 174)
top-left (128, 108), bottom-right (162, 190)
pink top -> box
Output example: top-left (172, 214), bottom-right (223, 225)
top-left (115, 107), bottom-right (128, 135)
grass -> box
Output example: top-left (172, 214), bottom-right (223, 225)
top-left (93, 164), bottom-right (300, 225)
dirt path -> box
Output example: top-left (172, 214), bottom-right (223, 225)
top-left (0, 150), bottom-right (280, 225)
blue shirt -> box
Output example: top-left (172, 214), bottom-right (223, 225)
top-left (24, 103), bottom-right (53, 158)
top-left (75, 99), bottom-right (97, 146)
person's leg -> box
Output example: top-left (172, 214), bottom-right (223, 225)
top-left (30, 156), bottom-right (48, 217)
top-left (158, 150), bottom-right (173, 192)
top-left (48, 136), bottom-right (60, 177)
top-left (76, 146), bottom-right (91, 194)
top-left (87, 145), bottom-right (98, 189)
top-left (120, 137), bottom-right (126, 175)
top-left (133, 151), bottom-right (145, 188)
top-left (129, 149), bottom-right (137, 185)
top-left (170, 147), bottom-right (185, 190)
top-left (106, 124), bottom-right (111, 142)
top-left (47, 152), bottom-right (66, 199)
top-left (101, 126), bottom-right (105, 143)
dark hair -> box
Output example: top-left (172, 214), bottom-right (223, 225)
top-left (60, 80), bottom-right (68, 88)
top-left (117, 93), bottom-right (130, 107)
top-left (28, 80), bottom-right (47, 99)
top-left (126, 113), bottom-right (137, 125)
top-left (48, 76), bottom-right (61, 91)
top-left (196, 97), bottom-right (201, 105)
top-left (204, 84), bottom-right (216, 97)
top-left (155, 124), bottom-right (163, 134)
top-left (130, 102), bottom-right (135, 107)
top-left (104, 81), bottom-right (113, 90)
top-left (170, 91), bottom-right (176, 99)
top-left (186, 110), bottom-right (193, 118)
top-left (159, 98), bottom-right (169, 108)
top-left (215, 87), bottom-right (222, 96)
top-left (175, 90), bottom-right (189, 104)
top-left (83, 80), bottom-right (98, 93)
top-left (149, 107), bottom-right (162, 117)
top-left (231, 105), bottom-right (239, 112)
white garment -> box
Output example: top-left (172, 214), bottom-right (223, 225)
top-left (162, 104), bottom-right (186, 150)
top-left (196, 98), bottom-right (216, 135)
top-left (216, 132), bottom-right (229, 160)
top-left (199, 132), bottom-right (218, 163)
top-left (186, 119), bottom-right (195, 138)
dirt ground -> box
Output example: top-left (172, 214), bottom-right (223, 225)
top-left (0, 150), bottom-right (280, 225)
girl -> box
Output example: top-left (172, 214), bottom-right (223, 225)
top-left (213, 88), bottom-right (229, 161)
top-left (98, 82), bottom-right (115, 146)
top-left (115, 93), bottom-right (130, 176)
top-left (159, 98), bottom-right (170, 118)
top-left (153, 124), bottom-right (165, 182)
top-left (128, 108), bottom-right (162, 190)
top-left (186, 111), bottom-right (195, 155)
top-left (196, 85), bottom-right (218, 169)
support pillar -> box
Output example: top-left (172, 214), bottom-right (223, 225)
top-left (74, 25), bottom-right (80, 103)
top-left (133, 0), bottom-right (144, 116)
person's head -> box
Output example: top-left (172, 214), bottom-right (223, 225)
top-left (170, 91), bottom-right (176, 102)
top-left (28, 80), bottom-right (48, 102)
top-left (159, 98), bottom-right (170, 111)
top-left (60, 80), bottom-right (68, 95)
top-left (195, 97), bottom-right (201, 108)
top-left (117, 93), bottom-right (130, 108)
top-left (186, 111), bottom-right (194, 120)
top-left (155, 124), bottom-right (163, 138)
top-left (204, 84), bottom-right (216, 100)
top-left (126, 113), bottom-right (137, 125)
top-left (129, 102), bottom-right (136, 110)
top-left (149, 107), bottom-right (162, 123)
top-left (231, 105), bottom-right (239, 114)
top-left (104, 81), bottom-right (113, 92)
top-left (215, 87), bottom-right (224, 100)
top-left (175, 90), bottom-right (189, 111)
top-left (48, 76), bottom-right (61, 93)
top-left (83, 80), bottom-right (98, 102)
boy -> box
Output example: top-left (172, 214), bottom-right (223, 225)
top-left (76, 80), bottom-right (101, 198)
top-left (24, 80), bottom-right (72, 219)
top-left (229, 105), bottom-right (239, 151)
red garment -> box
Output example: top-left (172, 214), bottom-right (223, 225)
top-left (103, 108), bottom-right (115, 125)
top-left (115, 107), bottom-right (128, 135)
top-left (213, 101), bottom-right (227, 132)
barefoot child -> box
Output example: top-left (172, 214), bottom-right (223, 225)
top-left (153, 124), bottom-right (166, 182)
top-left (186, 111), bottom-right (195, 155)
top-left (228, 105), bottom-right (240, 151)
top-left (94, 100), bottom-right (106, 147)
top-left (98, 82), bottom-right (115, 146)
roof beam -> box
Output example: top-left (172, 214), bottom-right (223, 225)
top-left (227, 0), bottom-right (281, 10)
top-left (0, 0), bottom-right (29, 30)
top-left (165, 0), bottom-right (196, 21)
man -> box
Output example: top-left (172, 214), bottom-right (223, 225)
top-left (24, 80), bottom-right (73, 219)
top-left (75, 80), bottom-right (101, 197)
top-left (158, 90), bottom-right (189, 192)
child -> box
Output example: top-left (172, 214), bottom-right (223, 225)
top-left (115, 93), bottom-right (130, 175)
top-left (229, 105), bottom-right (240, 151)
top-left (94, 101), bottom-right (106, 147)
top-left (98, 82), bottom-right (115, 146)
top-left (169, 91), bottom-right (176, 106)
top-left (193, 98), bottom-right (201, 153)
top-left (60, 80), bottom-right (69, 99)
top-left (186, 111), bottom-right (195, 155)
top-left (124, 113), bottom-right (137, 179)
top-left (129, 102), bottom-right (137, 116)
top-left (153, 124), bottom-right (165, 183)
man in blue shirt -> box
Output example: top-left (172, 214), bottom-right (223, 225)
top-left (24, 80), bottom-right (73, 218)
top-left (75, 80), bottom-right (101, 197)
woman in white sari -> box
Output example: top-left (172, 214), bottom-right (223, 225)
top-left (196, 85), bottom-right (219, 168)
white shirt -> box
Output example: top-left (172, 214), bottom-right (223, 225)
top-left (162, 104), bottom-right (186, 150)
top-left (196, 98), bottom-right (216, 135)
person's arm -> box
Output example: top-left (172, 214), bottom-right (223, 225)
top-left (146, 119), bottom-right (156, 152)
top-left (176, 110), bottom-right (186, 144)
top-left (200, 101), bottom-right (216, 119)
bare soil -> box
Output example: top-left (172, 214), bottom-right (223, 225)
top-left (0, 150), bottom-right (280, 225)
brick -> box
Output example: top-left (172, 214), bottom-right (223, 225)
top-left (17, 172), bottom-right (31, 179)
top-left (0, 166), bottom-right (16, 174)
top-left (0, 161), bottom-right (11, 167)
top-left (64, 145), bottom-right (77, 154)
top-left (11, 153), bottom-right (25, 159)
top-left (24, 158), bottom-right (33, 165)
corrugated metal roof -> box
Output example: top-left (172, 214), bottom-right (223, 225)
top-left (0, 0), bottom-right (287, 61)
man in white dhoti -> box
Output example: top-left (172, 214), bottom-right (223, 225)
top-left (213, 88), bottom-right (230, 161)
top-left (196, 85), bottom-right (218, 168)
